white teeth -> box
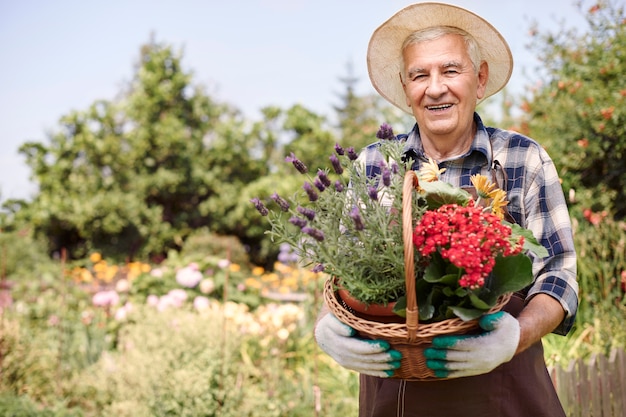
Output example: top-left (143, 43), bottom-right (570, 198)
top-left (427, 104), bottom-right (452, 110)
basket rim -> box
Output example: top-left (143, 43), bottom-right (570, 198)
top-left (325, 278), bottom-right (512, 342)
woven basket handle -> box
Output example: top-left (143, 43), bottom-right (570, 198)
top-left (402, 171), bottom-right (420, 342)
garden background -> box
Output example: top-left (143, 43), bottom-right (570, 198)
top-left (1, 1), bottom-right (625, 416)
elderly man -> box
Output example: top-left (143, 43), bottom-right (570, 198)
top-left (314, 3), bottom-right (578, 416)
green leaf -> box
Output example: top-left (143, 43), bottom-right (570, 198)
top-left (506, 222), bottom-right (549, 257)
top-left (448, 305), bottom-right (484, 321)
top-left (420, 181), bottom-right (472, 209)
top-left (392, 296), bottom-right (407, 318)
top-left (469, 292), bottom-right (492, 309)
top-left (489, 254), bottom-right (534, 296)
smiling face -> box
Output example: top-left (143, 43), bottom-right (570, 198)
top-left (402, 33), bottom-right (488, 145)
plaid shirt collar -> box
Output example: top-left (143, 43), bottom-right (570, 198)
top-left (402, 113), bottom-right (492, 167)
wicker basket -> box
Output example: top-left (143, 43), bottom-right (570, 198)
top-left (324, 170), bottom-right (512, 380)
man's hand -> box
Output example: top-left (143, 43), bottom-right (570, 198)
top-left (315, 313), bottom-right (402, 378)
top-left (423, 311), bottom-right (520, 378)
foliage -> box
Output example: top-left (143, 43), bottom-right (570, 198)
top-left (543, 215), bottom-right (625, 367)
top-left (1, 250), bottom-right (358, 416)
top-left (8, 38), bottom-right (267, 262)
top-left (522, 0), bottom-right (626, 219)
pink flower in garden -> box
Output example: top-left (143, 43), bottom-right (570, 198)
top-left (92, 290), bottom-right (120, 307)
top-left (147, 294), bottom-right (159, 307)
top-left (176, 264), bottom-right (203, 288)
top-left (217, 259), bottom-right (231, 269)
top-left (193, 296), bottom-right (211, 311)
top-left (115, 302), bottom-right (133, 321)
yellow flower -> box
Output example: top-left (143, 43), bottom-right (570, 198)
top-left (470, 174), bottom-right (499, 199)
top-left (419, 157), bottom-right (446, 182)
top-left (490, 189), bottom-right (509, 220)
top-left (251, 266), bottom-right (265, 276)
top-left (89, 252), bottom-right (102, 263)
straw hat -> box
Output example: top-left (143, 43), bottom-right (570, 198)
top-left (367, 2), bottom-right (513, 114)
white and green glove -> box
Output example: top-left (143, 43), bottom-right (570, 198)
top-left (424, 311), bottom-right (520, 378)
top-left (315, 313), bottom-right (402, 378)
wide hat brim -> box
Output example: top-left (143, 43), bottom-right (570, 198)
top-left (367, 2), bottom-right (513, 114)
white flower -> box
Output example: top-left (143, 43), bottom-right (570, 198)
top-left (193, 296), bottom-right (211, 311)
top-left (176, 265), bottom-right (203, 288)
top-left (199, 278), bottom-right (215, 294)
top-left (115, 278), bottom-right (130, 293)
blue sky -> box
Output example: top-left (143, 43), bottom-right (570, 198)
top-left (0, 0), bottom-right (587, 201)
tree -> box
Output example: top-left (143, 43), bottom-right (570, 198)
top-left (13, 39), bottom-right (267, 260)
top-left (522, 1), bottom-right (626, 219)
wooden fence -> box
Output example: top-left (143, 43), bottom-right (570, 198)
top-left (550, 348), bottom-right (626, 417)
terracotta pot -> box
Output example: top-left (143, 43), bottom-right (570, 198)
top-left (336, 287), bottom-right (404, 324)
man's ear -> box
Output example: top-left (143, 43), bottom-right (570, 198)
top-left (477, 61), bottom-right (489, 100)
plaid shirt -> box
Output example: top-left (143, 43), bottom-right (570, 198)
top-left (358, 113), bottom-right (578, 335)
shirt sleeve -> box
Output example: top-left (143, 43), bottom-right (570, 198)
top-left (522, 146), bottom-right (579, 335)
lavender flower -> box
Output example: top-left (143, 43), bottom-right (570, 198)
top-left (391, 161), bottom-right (399, 175)
top-left (381, 163), bottom-right (391, 187)
top-left (297, 206), bottom-right (316, 221)
top-left (289, 216), bottom-right (307, 228)
top-left (329, 154), bottom-right (343, 175)
top-left (285, 152), bottom-right (308, 174)
top-left (368, 186), bottom-right (378, 201)
top-left (303, 182), bottom-right (319, 202)
top-left (347, 147), bottom-right (358, 161)
top-left (318, 170), bottom-right (331, 187)
top-left (302, 226), bottom-right (325, 242)
top-left (334, 143), bottom-right (345, 156)
top-left (350, 206), bottom-right (365, 231)
top-left (334, 180), bottom-right (344, 192)
top-left (250, 198), bottom-right (269, 216)
top-left (376, 123), bottom-right (395, 140)
top-left (312, 264), bottom-right (325, 273)
top-left (313, 177), bottom-right (326, 192)
top-left (271, 192), bottom-right (290, 212)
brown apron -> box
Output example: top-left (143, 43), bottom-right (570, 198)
top-left (358, 294), bottom-right (566, 417)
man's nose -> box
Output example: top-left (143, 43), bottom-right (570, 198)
top-left (425, 74), bottom-right (448, 97)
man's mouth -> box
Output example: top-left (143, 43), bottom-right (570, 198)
top-left (426, 104), bottom-right (453, 111)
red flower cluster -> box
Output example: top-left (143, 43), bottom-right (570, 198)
top-left (413, 202), bottom-right (524, 289)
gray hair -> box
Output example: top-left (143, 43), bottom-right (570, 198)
top-left (401, 26), bottom-right (482, 76)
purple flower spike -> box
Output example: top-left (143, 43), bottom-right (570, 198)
top-left (317, 170), bottom-right (331, 187)
top-left (289, 216), bottom-right (307, 228)
top-left (347, 147), bottom-right (358, 161)
top-left (391, 161), bottom-right (399, 175)
top-left (302, 227), bottom-right (325, 242)
top-left (303, 182), bottom-right (319, 202)
top-left (334, 180), bottom-right (344, 192)
top-left (329, 154), bottom-right (343, 175)
top-left (376, 123), bottom-right (395, 140)
top-left (334, 143), bottom-right (345, 156)
top-left (368, 186), bottom-right (378, 201)
top-left (381, 164), bottom-right (391, 187)
top-left (285, 152), bottom-right (308, 174)
top-left (350, 206), bottom-right (365, 231)
top-left (270, 192), bottom-right (290, 212)
top-left (313, 177), bottom-right (326, 192)
top-left (297, 206), bottom-right (316, 221)
top-left (312, 264), bottom-right (325, 273)
top-left (250, 198), bottom-right (269, 216)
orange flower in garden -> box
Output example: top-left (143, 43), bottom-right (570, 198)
top-left (600, 106), bottom-right (614, 120)
top-left (577, 138), bottom-right (589, 148)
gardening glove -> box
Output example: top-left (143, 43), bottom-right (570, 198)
top-left (423, 311), bottom-right (520, 379)
top-left (315, 313), bottom-right (402, 378)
